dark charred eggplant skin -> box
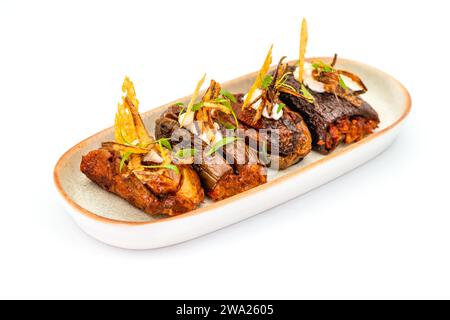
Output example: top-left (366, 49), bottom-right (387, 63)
top-left (280, 66), bottom-right (380, 154)
top-left (231, 94), bottom-right (312, 170)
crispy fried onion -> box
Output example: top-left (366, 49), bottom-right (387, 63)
top-left (242, 45), bottom-right (273, 110)
top-left (111, 77), bottom-right (175, 180)
top-left (246, 56), bottom-right (311, 123)
top-left (180, 73), bottom-right (206, 127)
top-left (298, 18), bottom-right (308, 84)
top-left (182, 79), bottom-right (237, 143)
top-left (311, 54), bottom-right (368, 107)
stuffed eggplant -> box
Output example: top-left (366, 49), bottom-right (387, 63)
top-left (80, 77), bottom-right (204, 216)
top-left (229, 46), bottom-right (312, 170)
top-left (279, 19), bottom-right (380, 154)
top-left (155, 76), bottom-right (267, 201)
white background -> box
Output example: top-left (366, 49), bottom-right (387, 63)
top-left (0, 0), bottom-right (449, 299)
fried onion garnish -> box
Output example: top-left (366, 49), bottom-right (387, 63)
top-left (113, 77), bottom-right (173, 173)
top-left (242, 45), bottom-right (273, 110)
top-left (298, 18), bottom-right (308, 84)
top-left (181, 73), bottom-right (206, 127)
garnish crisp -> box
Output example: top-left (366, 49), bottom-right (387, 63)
top-left (298, 18), bottom-right (308, 83)
top-left (115, 77), bottom-right (139, 145)
top-left (242, 45), bottom-right (273, 110)
top-left (181, 73), bottom-right (206, 127)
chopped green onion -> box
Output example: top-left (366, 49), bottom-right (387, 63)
top-left (261, 74), bottom-right (274, 89)
top-left (119, 152), bottom-right (132, 172)
top-left (300, 84), bottom-right (315, 104)
top-left (219, 89), bottom-right (237, 103)
top-left (312, 61), bottom-right (334, 73)
top-left (192, 102), bottom-right (203, 111)
top-left (214, 97), bottom-right (239, 128)
top-left (338, 76), bottom-right (348, 90)
top-left (157, 138), bottom-right (172, 151)
top-left (277, 103), bottom-right (286, 113)
top-left (206, 136), bottom-right (239, 156)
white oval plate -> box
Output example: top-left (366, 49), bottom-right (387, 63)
top-left (54, 58), bottom-right (411, 249)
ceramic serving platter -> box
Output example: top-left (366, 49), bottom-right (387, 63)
top-left (54, 58), bottom-right (411, 249)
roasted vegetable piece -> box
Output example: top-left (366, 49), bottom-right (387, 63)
top-left (279, 19), bottom-right (379, 154)
top-left (280, 74), bottom-right (379, 154)
top-left (155, 78), bottom-right (267, 201)
top-left (80, 77), bottom-right (204, 216)
top-left (231, 46), bottom-right (312, 170)
top-left (230, 93), bottom-right (312, 170)
top-left (81, 149), bottom-right (204, 215)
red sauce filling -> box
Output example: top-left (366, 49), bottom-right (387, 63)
top-left (318, 117), bottom-right (378, 151)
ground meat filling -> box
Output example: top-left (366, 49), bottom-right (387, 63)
top-left (318, 117), bottom-right (379, 151)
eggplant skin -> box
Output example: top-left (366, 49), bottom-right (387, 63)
top-left (80, 148), bottom-right (204, 216)
top-left (280, 68), bottom-right (380, 154)
top-left (155, 106), bottom-right (267, 201)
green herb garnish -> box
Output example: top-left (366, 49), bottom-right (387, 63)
top-left (156, 138), bottom-right (172, 151)
top-left (174, 102), bottom-right (185, 107)
top-left (261, 74), bottom-right (274, 89)
top-left (214, 98), bottom-right (231, 108)
top-left (141, 164), bottom-right (179, 174)
top-left (206, 136), bottom-right (239, 156)
top-left (214, 97), bottom-right (239, 129)
top-left (338, 76), bottom-right (348, 90)
top-left (192, 101), bottom-right (203, 111)
top-left (219, 89), bottom-right (237, 103)
top-left (175, 148), bottom-right (198, 158)
top-left (312, 61), bottom-right (334, 73)
top-left (300, 84), bottom-right (315, 104)
top-left (119, 152), bottom-right (132, 172)
top-left (277, 103), bottom-right (286, 113)
top-left (222, 122), bottom-right (236, 130)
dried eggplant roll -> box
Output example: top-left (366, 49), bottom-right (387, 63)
top-left (231, 50), bottom-right (312, 169)
top-left (80, 77), bottom-right (204, 216)
top-left (155, 79), bottom-right (267, 201)
top-left (280, 59), bottom-right (380, 154)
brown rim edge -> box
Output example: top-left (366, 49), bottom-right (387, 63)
top-left (53, 58), bottom-right (412, 226)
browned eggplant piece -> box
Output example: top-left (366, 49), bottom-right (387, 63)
top-left (80, 77), bottom-right (204, 216)
top-left (283, 20), bottom-right (379, 154)
top-left (280, 64), bottom-right (380, 154)
top-left (155, 104), bottom-right (267, 201)
top-left (229, 94), bottom-right (311, 170)
top-left (81, 149), bottom-right (204, 216)
top-left (230, 53), bottom-right (312, 169)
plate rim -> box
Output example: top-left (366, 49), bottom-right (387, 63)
top-left (53, 57), bottom-right (412, 226)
